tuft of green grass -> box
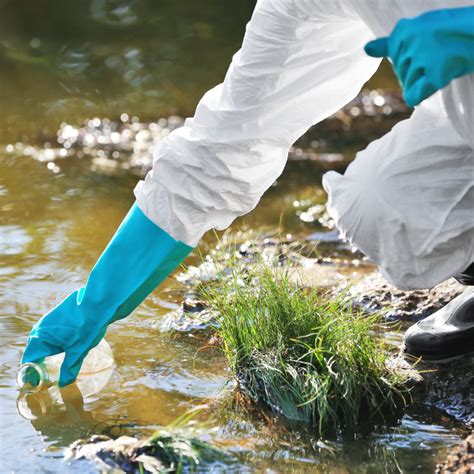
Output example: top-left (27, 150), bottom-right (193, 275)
top-left (203, 256), bottom-right (411, 435)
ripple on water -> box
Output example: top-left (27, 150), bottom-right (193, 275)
top-left (376, 414), bottom-right (460, 450)
top-left (126, 366), bottom-right (231, 399)
top-left (0, 225), bottom-right (32, 255)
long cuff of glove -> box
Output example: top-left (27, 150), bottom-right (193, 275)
top-left (84, 202), bottom-right (193, 323)
top-left (22, 203), bottom-right (193, 385)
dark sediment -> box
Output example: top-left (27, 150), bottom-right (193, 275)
top-left (347, 273), bottom-right (473, 427)
top-left (418, 356), bottom-right (474, 427)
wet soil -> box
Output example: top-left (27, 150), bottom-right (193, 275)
top-left (419, 357), bottom-right (474, 427)
top-left (347, 272), bottom-right (465, 321)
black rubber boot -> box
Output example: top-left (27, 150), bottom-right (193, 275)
top-left (454, 262), bottom-right (474, 286)
top-left (402, 288), bottom-right (474, 361)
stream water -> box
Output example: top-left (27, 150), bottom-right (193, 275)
top-left (0, 1), bottom-right (467, 473)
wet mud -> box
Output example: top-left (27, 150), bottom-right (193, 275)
top-left (347, 271), bottom-right (465, 321)
top-left (418, 356), bottom-right (474, 427)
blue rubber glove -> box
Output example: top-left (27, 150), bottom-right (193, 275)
top-left (22, 203), bottom-right (192, 387)
top-left (365, 6), bottom-right (474, 107)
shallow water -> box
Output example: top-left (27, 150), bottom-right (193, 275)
top-left (1, 146), bottom-right (465, 473)
top-left (0, 1), bottom-right (465, 473)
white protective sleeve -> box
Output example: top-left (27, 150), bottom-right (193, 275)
top-left (134, 0), bottom-right (380, 246)
top-left (135, 0), bottom-right (473, 290)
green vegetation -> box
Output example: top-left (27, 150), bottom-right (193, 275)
top-left (203, 257), bottom-right (411, 435)
top-left (145, 408), bottom-right (231, 473)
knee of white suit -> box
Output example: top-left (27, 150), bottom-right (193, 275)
top-left (323, 94), bottom-right (474, 290)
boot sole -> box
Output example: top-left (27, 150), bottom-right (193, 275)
top-left (402, 344), bottom-right (474, 363)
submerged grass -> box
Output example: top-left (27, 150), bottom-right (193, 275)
top-left (203, 254), bottom-right (411, 435)
top-left (145, 408), bottom-right (232, 473)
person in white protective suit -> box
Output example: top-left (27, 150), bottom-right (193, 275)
top-left (22, 0), bottom-right (474, 386)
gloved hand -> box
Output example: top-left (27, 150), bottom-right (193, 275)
top-left (365, 6), bottom-right (474, 107)
top-left (22, 203), bottom-right (192, 387)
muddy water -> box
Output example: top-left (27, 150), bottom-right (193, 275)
top-left (0, 1), bottom-right (465, 472)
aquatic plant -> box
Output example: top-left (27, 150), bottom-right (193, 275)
top-left (146, 408), bottom-right (231, 473)
top-left (203, 255), bottom-right (412, 435)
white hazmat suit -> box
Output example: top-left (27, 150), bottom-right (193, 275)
top-left (134, 0), bottom-right (474, 290)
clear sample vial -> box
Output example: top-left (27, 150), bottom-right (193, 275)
top-left (17, 338), bottom-right (114, 393)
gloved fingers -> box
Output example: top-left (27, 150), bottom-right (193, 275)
top-left (403, 64), bottom-right (426, 91)
top-left (21, 336), bottom-right (64, 365)
top-left (389, 36), bottom-right (409, 69)
top-left (404, 77), bottom-right (437, 107)
top-left (395, 54), bottom-right (412, 87)
top-left (364, 37), bottom-right (388, 58)
top-left (58, 350), bottom-right (88, 387)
